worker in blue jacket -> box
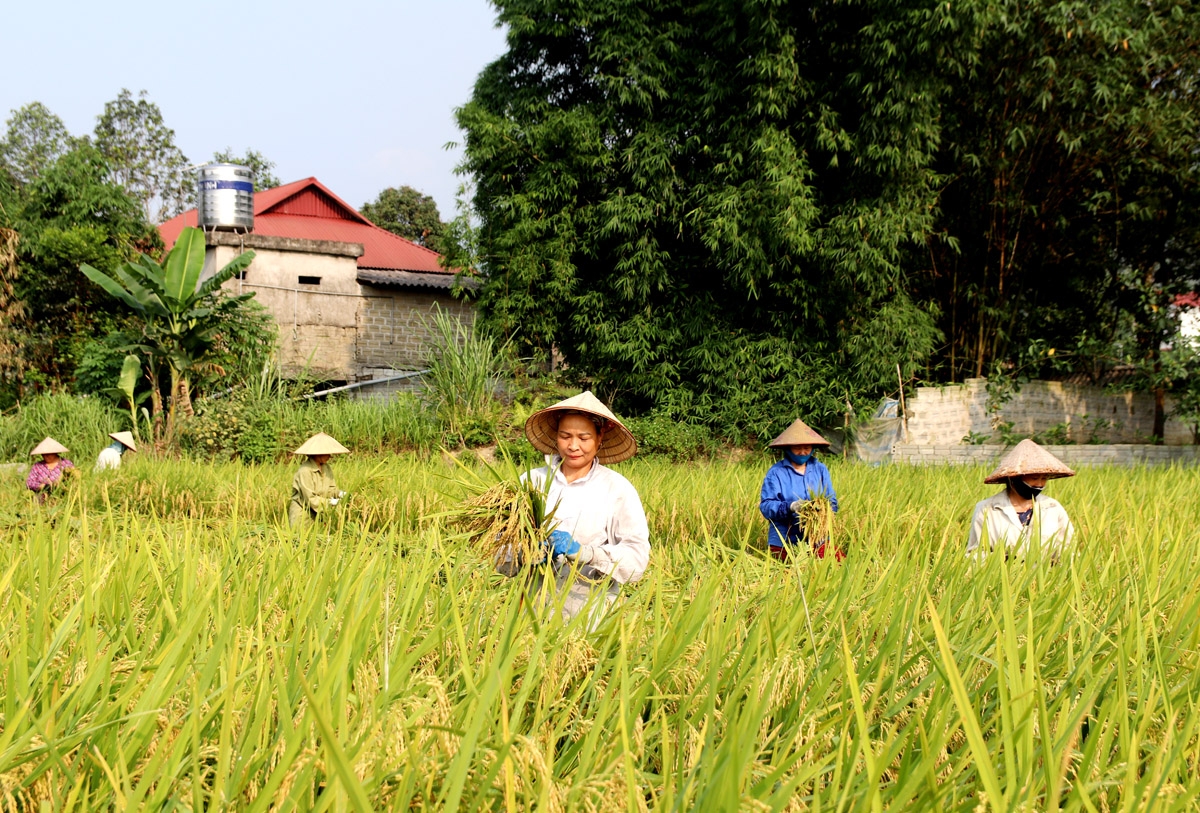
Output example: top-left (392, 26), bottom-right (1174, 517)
top-left (759, 418), bottom-right (841, 562)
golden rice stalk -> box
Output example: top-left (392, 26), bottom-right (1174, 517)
top-left (796, 494), bottom-right (834, 544)
top-left (433, 455), bottom-right (557, 565)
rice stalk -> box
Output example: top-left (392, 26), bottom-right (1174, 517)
top-left (796, 493), bottom-right (835, 544)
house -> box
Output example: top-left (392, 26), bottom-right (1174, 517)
top-left (1177, 292), bottom-right (1199, 341)
top-left (159, 177), bottom-right (475, 396)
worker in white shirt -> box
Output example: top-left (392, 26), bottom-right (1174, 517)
top-left (94, 431), bottom-right (137, 472)
top-left (967, 439), bottom-right (1076, 559)
top-left (497, 391), bottom-right (650, 627)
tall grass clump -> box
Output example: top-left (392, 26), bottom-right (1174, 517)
top-left (0, 393), bottom-right (126, 462)
top-left (0, 456), bottom-right (1198, 809)
top-left (422, 304), bottom-right (508, 445)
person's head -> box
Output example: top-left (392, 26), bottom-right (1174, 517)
top-left (767, 419), bottom-right (831, 458)
top-left (30, 437), bottom-right (69, 463)
top-left (523, 391), bottom-right (638, 467)
top-left (110, 432), bottom-right (137, 455)
top-left (983, 439), bottom-right (1075, 494)
top-left (1007, 474), bottom-right (1048, 500)
top-left (784, 444), bottom-right (815, 466)
top-left (292, 433), bottom-right (350, 462)
top-left (555, 411), bottom-right (605, 474)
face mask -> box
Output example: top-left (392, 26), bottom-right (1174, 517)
top-left (1010, 478), bottom-right (1044, 500)
top-left (785, 449), bottom-right (814, 466)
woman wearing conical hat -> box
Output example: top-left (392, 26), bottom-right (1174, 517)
top-left (967, 439), bottom-right (1076, 559)
top-left (26, 437), bottom-right (77, 500)
top-left (94, 431), bottom-right (137, 472)
top-left (759, 418), bottom-right (841, 562)
top-left (288, 433), bottom-right (350, 528)
top-left (496, 391), bottom-right (650, 627)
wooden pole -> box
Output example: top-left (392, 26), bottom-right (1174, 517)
top-left (897, 363), bottom-right (909, 443)
top-left (844, 394), bottom-right (851, 461)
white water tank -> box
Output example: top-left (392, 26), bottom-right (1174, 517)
top-left (196, 164), bottom-right (254, 232)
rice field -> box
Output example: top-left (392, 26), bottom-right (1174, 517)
top-left (1, 454), bottom-right (1198, 810)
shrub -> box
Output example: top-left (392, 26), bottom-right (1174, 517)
top-left (626, 412), bottom-right (717, 461)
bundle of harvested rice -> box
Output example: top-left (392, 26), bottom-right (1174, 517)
top-left (433, 455), bottom-right (557, 565)
top-left (796, 494), bottom-right (835, 545)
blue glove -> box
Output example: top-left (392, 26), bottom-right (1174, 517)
top-left (548, 529), bottom-right (581, 558)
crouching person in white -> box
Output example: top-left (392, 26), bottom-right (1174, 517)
top-left (94, 431), bottom-right (137, 472)
top-left (496, 391), bottom-right (650, 629)
top-left (967, 439), bottom-right (1076, 560)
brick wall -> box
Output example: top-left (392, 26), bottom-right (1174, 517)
top-left (355, 291), bottom-right (475, 371)
top-left (903, 379), bottom-right (1193, 446)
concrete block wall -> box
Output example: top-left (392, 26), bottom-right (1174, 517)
top-left (356, 291), bottom-right (475, 371)
top-left (279, 325), bottom-right (357, 379)
top-left (891, 444), bottom-right (1200, 467)
top-left (903, 379), bottom-right (1193, 446)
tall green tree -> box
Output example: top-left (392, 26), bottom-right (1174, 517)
top-left (458, 0), bottom-right (945, 437)
top-left (0, 143), bottom-right (158, 397)
top-left (922, 0), bottom-right (1200, 387)
top-left (94, 89), bottom-right (192, 223)
top-left (361, 185), bottom-right (446, 252)
top-left (213, 147), bottom-right (281, 190)
top-left (0, 102), bottom-right (74, 185)
top-left (81, 226), bottom-right (256, 444)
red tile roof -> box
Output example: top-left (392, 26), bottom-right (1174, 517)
top-left (1175, 292), bottom-right (1200, 309)
top-left (159, 177), bottom-right (450, 274)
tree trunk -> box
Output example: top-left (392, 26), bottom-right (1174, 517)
top-left (165, 366), bottom-right (181, 445)
top-left (177, 375), bottom-right (194, 418)
top-left (146, 365), bottom-right (165, 452)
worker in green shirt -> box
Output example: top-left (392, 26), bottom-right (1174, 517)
top-left (288, 433), bottom-right (349, 527)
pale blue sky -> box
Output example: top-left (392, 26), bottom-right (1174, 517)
top-left (2, 0), bottom-right (508, 220)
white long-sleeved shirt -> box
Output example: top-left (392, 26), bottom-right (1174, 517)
top-left (94, 444), bottom-right (124, 472)
top-left (967, 489), bottom-right (1075, 558)
top-left (526, 456), bottom-right (650, 584)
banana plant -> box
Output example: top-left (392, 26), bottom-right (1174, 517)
top-left (81, 226), bottom-right (255, 443)
top-left (104, 354), bottom-right (150, 444)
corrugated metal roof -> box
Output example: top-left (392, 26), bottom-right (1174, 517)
top-left (159, 177), bottom-right (453, 275)
top-left (358, 268), bottom-right (480, 291)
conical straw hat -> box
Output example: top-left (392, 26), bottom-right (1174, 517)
top-left (293, 433), bottom-right (350, 456)
top-left (984, 439), bottom-right (1075, 484)
top-left (30, 437), bottom-right (69, 456)
top-left (109, 431), bottom-right (137, 451)
top-left (767, 418), bottom-right (831, 448)
top-left (524, 390), bottom-right (638, 464)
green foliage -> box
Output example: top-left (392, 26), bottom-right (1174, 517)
top-left (920, 0), bottom-right (1200, 383)
top-left (1032, 422), bottom-right (1072, 446)
top-left (459, 0), bottom-right (944, 433)
top-left (0, 102), bottom-right (73, 184)
top-left (73, 328), bottom-right (139, 397)
top-left (460, 0), bottom-right (1200, 425)
top-left (94, 89), bottom-right (192, 222)
top-left (0, 142), bottom-right (157, 395)
top-left (0, 392), bottom-right (125, 461)
top-left (180, 392), bottom-right (440, 462)
top-left (360, 185), bottom-right (446, 251)
top-left (80, 225), bottom-right (257, 442)
top-left (212, 147), bottom-right (281, 190)
top-left (625, 411), bottom-right (717, 460)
